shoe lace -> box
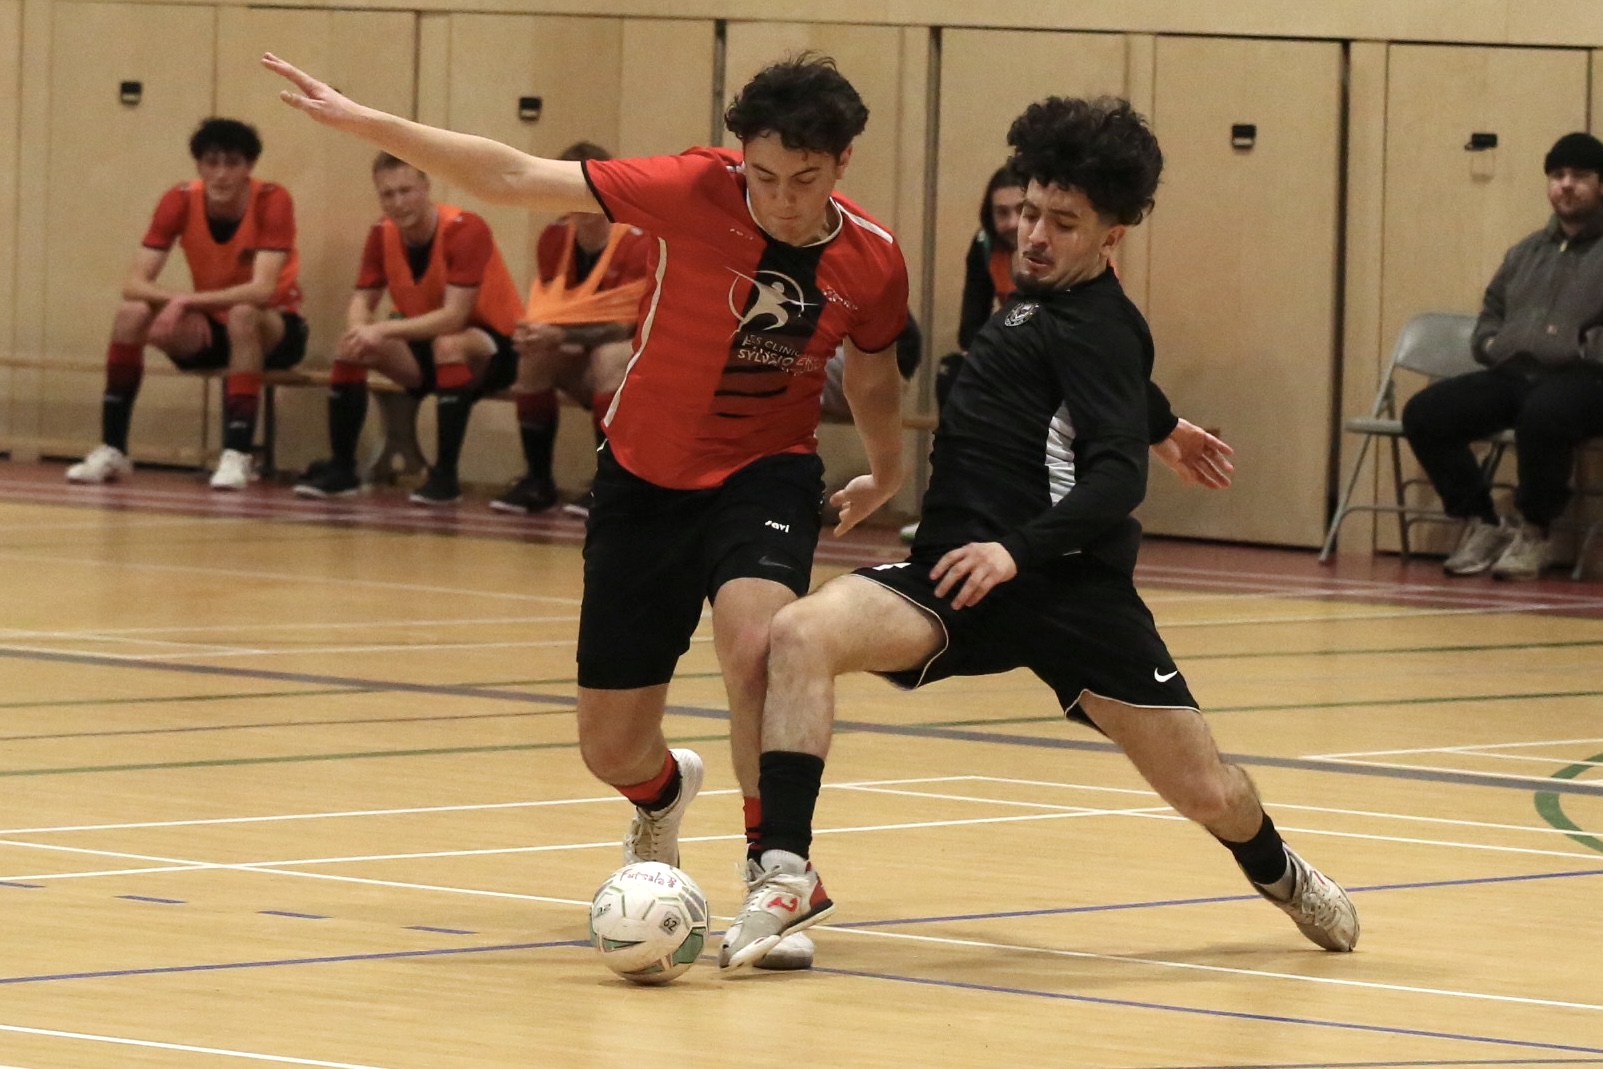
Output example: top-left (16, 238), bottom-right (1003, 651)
top-left (625, 808), bottom-right (668, 864)
top-left (1290, 872), bottom-right (1348, 931)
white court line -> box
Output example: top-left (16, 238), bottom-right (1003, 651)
top-left (1317, 737), bottom-right (1603, 758)
top-left (0, 1023), bottom-right (397, 1069)
top-left (833, 927), bottom-right (1603, 1013)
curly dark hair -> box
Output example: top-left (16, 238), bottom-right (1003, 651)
top-left (724, 52), bottom-right (868, 157)
top-left (1005, 97), bottom-right (1161, 225)
top-left (189, 118), bottom-right (262, 163)
top-left (978, 162), bottom-right (1026, 243)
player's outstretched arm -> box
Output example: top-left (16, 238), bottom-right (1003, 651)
top-left (262, 53), bottom-right (597, 214)
top-left (1152, 417), bottom-right (1234, 490)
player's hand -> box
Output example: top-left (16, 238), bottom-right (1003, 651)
top-left (262, 54), bottom-right (364, 130)
top-left (147, 297), bottom-right (192, 349)
top-left (1152, 418), bottom-right (1234, 490)
top-left (829, 473), bottom-right (896, 535)
top-left (337, 324), bottom-right (385, 361)
top-left (512, 320), bottom-right (563, 354)
top-left (930, 542), bottom-right (1018, 610)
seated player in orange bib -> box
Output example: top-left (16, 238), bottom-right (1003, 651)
top-left (294, 152), bottom-right (524, 505)
top-left (67, 117), bottom-right (306, 491)
top-left (494, 142), bottom-right (652, 516)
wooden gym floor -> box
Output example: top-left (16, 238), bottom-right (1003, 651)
top-left (0, 458), bottom-right (1600, 1069)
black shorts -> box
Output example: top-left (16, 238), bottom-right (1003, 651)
top-left (577, 444), bottom-right (825, 689)
top-left (854, 552), bottom-right (1197, 726)
top-left (405, 328), bottom-right (518, 399)
top-left (170, 312), bottom-right (308, 372)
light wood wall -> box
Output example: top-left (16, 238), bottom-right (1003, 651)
top-left (5, 0), bottom-right (1603, 549)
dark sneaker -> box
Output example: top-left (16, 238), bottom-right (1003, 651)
top-left (409, 469), bottom-right (461, 507)
top-left (489, 475), bottom-right (559, 514)
top-left (294, 461), bottom-right (361, 499)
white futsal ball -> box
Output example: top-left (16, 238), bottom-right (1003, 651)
top-left (588, 861), bottom-right (709, 984)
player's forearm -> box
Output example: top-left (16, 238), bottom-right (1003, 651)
top-left (121, 276), bottom-right (179, 305)
top-left (182, 279), bottom-right (278, 310)
top-left (560, 322), bottom-right (634, 348)
top-left (844, 370), bottom-right (905, 488)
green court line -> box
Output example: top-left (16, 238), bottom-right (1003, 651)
top-left (0, 732), bottom-right (732, 778)
top-left (1535, 753), bottom-right (1603, 856)
top-left (0, 705), bottom-right (576, 743)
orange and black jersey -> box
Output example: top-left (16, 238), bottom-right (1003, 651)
top-left (355, 207), bottom-right (523, 336)
top-left (143, 179), bottom-right (301, 316)
top-left (582, 147), bottom-right (909, 490)
top-left (915, 268), bottom-right (1175, 578)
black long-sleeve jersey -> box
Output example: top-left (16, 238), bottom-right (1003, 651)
top-left (912, 268), bottom-right (1163, 578)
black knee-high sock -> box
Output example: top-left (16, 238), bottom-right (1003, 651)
top-left (102, 342), bottom-right (144, 452)
top-left (755, 751), bottom-right (826, 861)
top-left (328, 382), bottom-right (368, 468)
top-left (1217, 811), bottom-right (1289, 886)
top-left (516, 390), bottom-right (559, 479)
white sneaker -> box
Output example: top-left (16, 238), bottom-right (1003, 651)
top-left (66, 444), bottom-right (133, 484)
top-left (1491, 523), bottom-right (1551, 581)
top-left (754, 923), bottom-right (815, 971)
top-left (622, 748), bottom-right (704, 867)
top-left (1254, 847), bottom-right (1358, 951)
top-left (1443, 517), bottom-right (1515, 576)
top-left (209, 448), bottom-right (253, 491)
top-left (719, 850), bottom-right (835, 972)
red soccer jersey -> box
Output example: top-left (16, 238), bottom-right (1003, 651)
top-left (143, 179), bottom-right (301, 317)
top-left (355, 207), bottom-right (522, 335)
top-left (583, 148), bottom-right (908, 490)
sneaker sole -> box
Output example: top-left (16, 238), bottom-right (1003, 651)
top-left (294, 486), bottom-right (359, 499)
top-left (487, 499), bottom-right (532, 514)
top-left (720, 899), bottom-right (835, 973)
top-left (408, 496), bottom-right (461, 507)
top-left (753, 932), bottom-right (815, 971)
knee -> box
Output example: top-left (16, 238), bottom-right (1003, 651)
top-left (431, 333), bottom-right (468, 364)
top-left (113, 300), bottom-right (155, 336)
top-left (1399, 391), bottom-right (1433, 441)
top-left (768, 600), bottom-right (838, 672)
top-left (1158, 768), bottom-right (1240, 827)
top-left (224, 303), bottom-right (262, 337)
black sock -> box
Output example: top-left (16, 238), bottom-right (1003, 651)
top-left (755, 751), bottom-right (826, 861)
top-left (518, 417), bottom-right (557, 477)
top-left (433, 388), bottom-right (473, 477)
top-left (1217, 811), bottom-right (1289, 886)
top-left (328, 382), bottom-right (368, 468)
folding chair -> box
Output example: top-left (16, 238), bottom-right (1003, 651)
top-left (1319, 311), bottom-right (1513, 562)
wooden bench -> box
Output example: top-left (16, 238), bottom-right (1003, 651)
top-left (0, 356), bottom-right (938, 480)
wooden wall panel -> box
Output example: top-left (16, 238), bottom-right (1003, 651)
top-left (1143, 36), bottom-right (1343, 546)
top-left (0, 0), bottom-right (20, 428)
top-left (618, 18), bottom-right (717, 157)
top-left (37, 1), bottom-right (217, 462)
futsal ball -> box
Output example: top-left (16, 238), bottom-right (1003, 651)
top-left (588, 861), bottom-right (709, 984)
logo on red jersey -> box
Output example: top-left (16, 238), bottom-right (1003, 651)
top-left (729, 269), bottom-right (812, 332)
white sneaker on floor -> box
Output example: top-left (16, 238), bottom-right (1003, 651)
top-left (1254, 847), bottom-right (1358, 951)
top-left (1443, 517), bottom-right (1515, 576)
top-left (209, 449), bottom-right (253, 491)
top-left (66, 444), bottom-right (133, 484)
top-left (622, 747), bottom-right (704, 867)
top-left (1491, 523), bottom-right (1551, 581)
top-left (719, 850), bottom-right (835, 972)
top-left (754, 926), bottom-right (815, 970)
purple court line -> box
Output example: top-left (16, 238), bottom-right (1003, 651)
top-left (116, 894), bottom-right (184, 904)
top-left (405, 926), bottom-right (476, 935)
top-left (0, 939), bottom-right (588, 985)
top-left (801, 966), bottom-right (1603, 1056)
top-left (2, 646), bottom-right (1602, 799)
top-left (831, 866), bottom-right (1603, 928)
top-left (258, 910), bottom-right (327, 920)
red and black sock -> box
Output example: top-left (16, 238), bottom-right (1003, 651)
top-left (327, 361), bottom-right (369, 469)
top-left (754, 751), bottom-right (825, 860)
top-left (618, 751), bottom-right (682, 813)
top-left (222, 371), bottom-right (262, 454)
top-left (101, 342), bottom-right (144, 452)
top-left (515, 389), bottom-right (559, 478)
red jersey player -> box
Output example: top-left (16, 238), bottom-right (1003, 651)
top-left (266, 53), bottom-right (907, 971)
top-left (67, 117), bottom-right (306, 491)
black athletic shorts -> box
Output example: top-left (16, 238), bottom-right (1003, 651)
top-left (405, 327), bottom-right (518, 399)
top-left (853, 551), bottom-right (1198, 726)
top-left (577, 444), bottom-right (825, 689)
top-left (171, 311), bottom-right (308, 372)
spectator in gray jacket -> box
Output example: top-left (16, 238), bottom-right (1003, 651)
top-left (1403, 131), bottom-right (1603, 580)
